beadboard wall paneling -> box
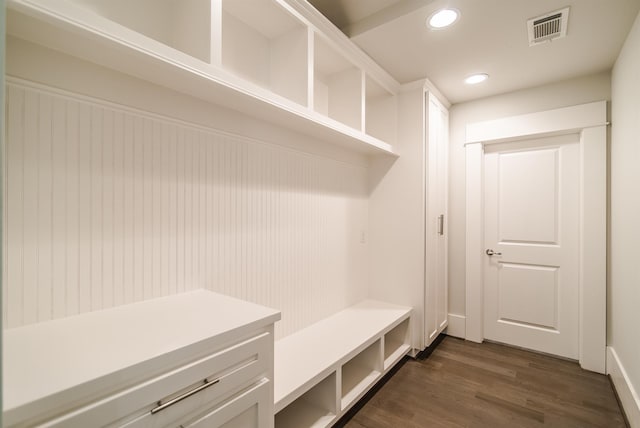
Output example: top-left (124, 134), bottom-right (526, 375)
top-left (3, 81), bottom-right (369, 339)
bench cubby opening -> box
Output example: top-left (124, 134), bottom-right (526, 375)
top-left (340, 339), bottom-right (383, 410)
top-left (383, 317), bottom-right (411, 370)
top-left (275, 372), bottom-right (337, 428)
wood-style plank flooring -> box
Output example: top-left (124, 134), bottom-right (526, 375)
top-left (345, 336), bottom-right (626, 428)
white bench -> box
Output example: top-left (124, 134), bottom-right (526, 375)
top-left (274, 300), bottom-right (412, 428)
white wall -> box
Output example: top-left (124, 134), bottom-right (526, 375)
top-left (610, 8), bottom-right (640, 418)
top-left (448, 72), bottom-right (611, 318)
top-left (3, 38), bottom-right (370, 340)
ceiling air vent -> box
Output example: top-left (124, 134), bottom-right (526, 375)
top-left (527, 7), bottom-right (569, 46)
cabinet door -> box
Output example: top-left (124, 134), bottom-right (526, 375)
top-left (434, 98), bottom-right (449, 335)
top-left (425, 92), bottom-right (449, 346)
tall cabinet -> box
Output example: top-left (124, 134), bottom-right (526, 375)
top-left (425, 92), bottom-right (449, 346)
top-left (369, 82), bottom-right (449, 351)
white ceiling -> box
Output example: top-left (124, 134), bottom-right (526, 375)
top-left (308, 0), bottom-right (640, 104)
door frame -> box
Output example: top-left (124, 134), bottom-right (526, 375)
top-left (464, 101), bottom-right (607, 373)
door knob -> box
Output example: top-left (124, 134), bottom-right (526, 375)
top-left (486, 249), bottom-right (502, 256)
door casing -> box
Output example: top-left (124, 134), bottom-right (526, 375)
top-left (464, 101), bottom-right (607, 373)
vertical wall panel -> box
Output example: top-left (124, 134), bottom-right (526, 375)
top-left (132, 116), bottom-right (144, 303)
top-left (102, 109), bottom-right (114, 309)
top-left (112, 111), bottom-right (125, 307)
top-left (6, 85), bottom-right (24, 328)
top-left (142, 117), bottom-right (153, 301)
top-left (22, 89), bottom-right (39, 325)
top-left (65, 100), bottom-right (80, 317)
top-left (89, 106), bottom-right (103, 312)
top-left (3, 81), bottom-right (369, 339)
top-left (37, 93), bottom-right (53, 322)
top-left (51, 96), bottom-right (67, 319)
top-left (122, 114), bottom-right (134, 306)
top-left (169, 127), bottom-right (179, 296)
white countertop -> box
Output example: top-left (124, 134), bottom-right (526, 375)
top-left (3, 289), bottom-right (280, 422)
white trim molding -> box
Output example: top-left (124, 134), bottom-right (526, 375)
top-left (464, 101), bottom-right (607, 373)
top-left (464, 142), bottom-right (484, 343)
top-left (608, 346), bottom-right (640, 426)
top-left (446, 314), bottom-right (466, 339)
top-left (466, 101), bottom-right (607, 144)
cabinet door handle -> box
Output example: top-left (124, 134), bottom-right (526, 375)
top-left (438, 214), bottom-right (444, 236)
top-left (151, 377), bottom-right (220, 415)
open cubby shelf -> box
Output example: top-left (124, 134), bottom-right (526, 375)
top-left (275, 373), bottom-right (337, 428)
top-left (313, 34), bottom-right (363, 131)
top-left (384, 318), bottom-right (411, 371)
top-left (340, 340), bottom-right (382, 409)
top-left (67, 0), bottom-right (213, 63)
top-left (365, 76), bottom-right (397, 144)
top-left (221, 0), bottom-right (309, 107)
top-left (274, 300), bottom-right (411, 428)
top-left (7, 0), bottom-right (398, 156)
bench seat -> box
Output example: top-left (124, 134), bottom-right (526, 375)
top-left (274, 300), bottom-right (412, 427)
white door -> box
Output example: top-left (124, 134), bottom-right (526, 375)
top-left (483, 134), bottom-right (580, 359)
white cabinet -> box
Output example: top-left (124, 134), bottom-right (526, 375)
top-left (2, 290), bottom-right (280, 427)
top-left (369, 83), bottom-right (449, 351)
top-left (425, 92), bottom-right (449, 346)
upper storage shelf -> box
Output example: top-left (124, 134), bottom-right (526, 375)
top-left (65, 0), bottom-right (213, 63)
top-left (221, 0), bottom-right (309, 107)
top-left (6, 0), bottom-right (399, 157)
top-left (313, 34), bottom-right (363, 131)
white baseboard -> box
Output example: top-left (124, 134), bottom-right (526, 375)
top-left (445, 314), bottom-right (466, 339)
top-left (608, 346), bottom-right (640, 427)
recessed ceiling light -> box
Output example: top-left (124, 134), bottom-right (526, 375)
top-left (428, 9), bottom-right (459, 29)
top-left (464, 73), bottom-right (489, 84)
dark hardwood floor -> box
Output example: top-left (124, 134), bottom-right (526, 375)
top-left (345, 336), bottom-right (626, 428)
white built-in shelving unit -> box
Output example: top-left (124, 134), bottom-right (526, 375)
top-left (4, 1), bottom-right (418, 426)
top-left (6, 0), bottom-right (399, 156)
top-left (274, 300), bottom-right (411, 428)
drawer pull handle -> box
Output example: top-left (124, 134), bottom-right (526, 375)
top-left (151, 378), bottom-right (220, 415)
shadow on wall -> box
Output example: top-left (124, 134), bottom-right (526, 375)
top-left (368, 154), bottom-right (398, 195)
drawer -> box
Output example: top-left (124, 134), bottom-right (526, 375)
top-left (41, 332), bottom-right (272, 427)
top-left (164, 378), bottom-right (269, 428)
